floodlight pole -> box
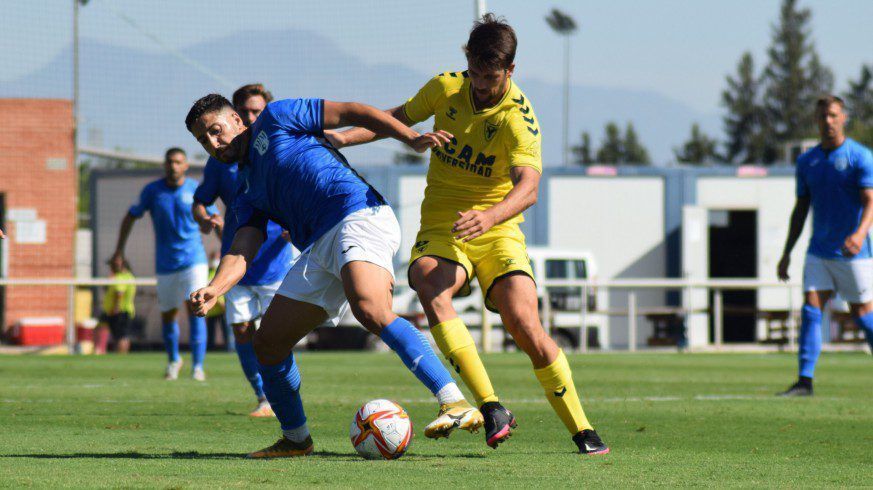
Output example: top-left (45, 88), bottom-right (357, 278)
top-left (475, 0), bottom-right (486, 19)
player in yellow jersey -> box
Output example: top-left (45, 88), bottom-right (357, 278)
top-left (327, 14), bottom-right (608, 455)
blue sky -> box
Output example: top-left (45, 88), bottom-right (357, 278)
top-left (2, 0), bottom-right (871, 163)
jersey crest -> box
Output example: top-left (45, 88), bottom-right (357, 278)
top-left (484, 120), bottom-right (499, 141)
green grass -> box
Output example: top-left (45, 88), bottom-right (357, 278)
top-left (0, 352), bottom-right (871, 488)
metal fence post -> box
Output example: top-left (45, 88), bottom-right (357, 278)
top-left (67, 283), bottom-right (76, 354)
top-left (787, 284), bottom-right (796, 351)
top-left (713, 289), bottom-right (723, 350)
top-left (628, 291), bottom-right (637, 352)
top-left (580, 284), bottom-right (588, 353)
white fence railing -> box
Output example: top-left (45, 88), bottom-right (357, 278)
top-left (1, 277), bottom-right (843, 353)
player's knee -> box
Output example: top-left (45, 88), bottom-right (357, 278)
top-left (350, 299), bottom-right (392, 332)
top-left (415, 285), bottom-right (452, 313)
top-left (252, 328), bottom-right (285, 366)
top-left (233, 322), bottom-right (254, 343)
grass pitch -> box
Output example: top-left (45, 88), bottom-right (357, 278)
top-left (0, 351), bottom-right (870, 487)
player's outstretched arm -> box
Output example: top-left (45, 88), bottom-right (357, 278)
top-left (112, 212), bottom-right (139, 262)
top-left (324, 105), bottom-right (407, 148)
top-left (189, 225), bottom-right (264, 316)
top-left (321, 101), bottom-right (451, 153)
top-left (454, 167), bottom-right (540, 242)
top-left (777, 197), bottom-right (810, 280)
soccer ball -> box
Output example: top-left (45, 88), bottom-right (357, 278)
top-left (349, 399), bottom-right (413, 460)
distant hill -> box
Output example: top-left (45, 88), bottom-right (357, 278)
top-left (1, 28), bottom-right (721, 165)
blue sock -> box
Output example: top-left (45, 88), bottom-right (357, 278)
top-left (853, 311), bottom-right (873, 352)
top-left (161, 320), bottom-right (180, 363)
top-left (236, 340), bottom-right (265, 398)
top-left (380, 317), bottom-right (455, 395)
top-left (798, 304), bottom-right (823, 379)
top-left (258, 353), bottom-right (306, 431)
top-left (189, 314), bottom-right (207, 369)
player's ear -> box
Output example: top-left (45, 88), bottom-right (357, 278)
top-left (506, 64), bottom-right (515, 78)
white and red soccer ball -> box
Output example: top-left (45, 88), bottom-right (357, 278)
top-left (349, 399), bottom-right (413, 460)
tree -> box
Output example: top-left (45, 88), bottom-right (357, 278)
top-left (622, 123), bottom-right (650, 165)
top-left (762, 0), bottom-right (833, 151)
top-left (571, 131), bottom-right (594, 166)
top-left (675, 124), bottom-right (721, 164)
top-left (722, 52), bottom-right (768, 163)
top-left (845, 64), bottom-right (873, 126)
top-left (595, 123), bottom-right (624, 164)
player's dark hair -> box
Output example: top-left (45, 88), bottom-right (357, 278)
top-left (164, 147), bottom-right (186, 161)
top-left (232, 83), bottom-right (274, 108)
top-left (464, 13), bottom-right (517, 71)
top-left (185, 93), bottom-right (234, 131)
top-left (816, 95), bottom-right (845, 111)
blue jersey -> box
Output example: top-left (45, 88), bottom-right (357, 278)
top-left (233, 99), bottom-right (386, 250)
top-left (129, 178), bottom-right (215, 274)
top-left (194, 157), bottom-right (294, 285)
top-left (796, 138), bottom-right (873, 260)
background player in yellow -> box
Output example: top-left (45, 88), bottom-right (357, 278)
top-left (328, 14), bottom-right (609, 455)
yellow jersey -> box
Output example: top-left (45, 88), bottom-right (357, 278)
top-left (103, 270), bottom-right (136, 317)
top-left (403, 71), bottom-right (542, 229)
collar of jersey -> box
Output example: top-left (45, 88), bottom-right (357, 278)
top-left (467, 78), bottom-right (514, 115)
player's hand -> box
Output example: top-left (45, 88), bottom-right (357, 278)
top-left (189, 286), bottom-right (219, 317)
top-left (324, 130), bottom-right (346, 148)
top-left (777, 254), bottom-right (790, 281)
top-left (410, 130), bottom-right (453, 153)
top-left (842, 232), bottom-right (865, 257)
top-left (111, 250), bottom-right (124, 266)
top-left (453, 209), bottom-right (496, 242)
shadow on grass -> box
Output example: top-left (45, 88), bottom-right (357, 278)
top-left (0, 450), bottom-right (487, 461)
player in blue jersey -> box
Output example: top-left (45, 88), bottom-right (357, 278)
top-left (777, 95), bottom-right (873, 396)
top-left (192, 83), bottom-right (295, 418)
top-left (185, 94), bottom-right (482, 458)
top-left (112, 148), bottom-right (219, 381)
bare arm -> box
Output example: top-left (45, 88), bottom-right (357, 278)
top-left (453, 167), bottom-right (541, 242)
top-left (112, 212), bottom-right (139, 260)
top-left (192, 201), bottom-right (223, 238)
top-left (777, 197), bottom-right (810, 281)
top-left (324, 105), bottom-right (409, 148)
top-left (842, 188), bottom-right (873, 257)
top-left (189, 226), bottom-right (264, 316)
top-left (321, 101), bottom-right (449, 152)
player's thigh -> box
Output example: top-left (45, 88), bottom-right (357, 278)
top-left (255, 294), bottom-right (327, 365)
top-left (340, 260), bottom-right (396, 332)
top-left (180, 264), bottom-right (209, 314)
top-left (408, 230), bottom-right (474, 300)
top-left (468, 232), bottom-right (534, 313)
top-left (802, 254), bottom-right (834, 308)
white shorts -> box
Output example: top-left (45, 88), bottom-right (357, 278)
top-left (276, 205), bottom-right (401, 325)
top-left (803, 254), bottom-right (873, 303)
top-left (225, 282), bottom-right (280, 324)
top-left (156, 263), bottom-right (209, 313)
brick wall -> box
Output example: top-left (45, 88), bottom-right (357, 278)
top-left (0, 99), bottom-right (76, 330)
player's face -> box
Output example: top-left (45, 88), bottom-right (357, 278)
top-left (163, 152), bottom-right (188, 182)
top-left (816, 102), bottom-right (846, 141)
top-left (109, 255), bottom-right (124, 273)
top-left (236, 95), bottom-right (267, 127)
top-left (467, 61), bottom-right (514, 107)
top-left (191, 109), bottom-right (247, 163)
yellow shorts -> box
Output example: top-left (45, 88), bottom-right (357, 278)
top-left (409, 224), bottom-right (534, 312)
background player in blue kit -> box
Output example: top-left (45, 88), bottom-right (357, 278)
top-left (777, 95), bottom-right (873, 396)
top-left (112, 148), bottom-right (219, 381)
top-left (185, 94), bottom-right (481, 458)
top-left (193, 83), bottom-right (294, 417)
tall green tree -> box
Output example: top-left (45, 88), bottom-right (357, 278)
top-left (844, 64), bottom-right (873, 126)
top-left (571, 131), bottom-right (594, 166)
top-left (762, 0), bottom-right (833, 152)
top-left (622, 123), bottom-right (650, 165)
top-left (722, 52), bottom-right (767, 163)
top-left (595, 123), bottom-right (624, 164)
top-left (675, 124), bottom-right (721, 164)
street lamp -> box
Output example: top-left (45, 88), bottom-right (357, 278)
top-left (545, 8), bottom-right (578, 167)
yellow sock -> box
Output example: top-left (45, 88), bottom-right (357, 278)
top-left (431, 318), bottom-right (498, 406)
top-left (534, 350), bottom-right (593, 434)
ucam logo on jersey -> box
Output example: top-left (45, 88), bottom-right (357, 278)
top-left (834, 156), bottom-right (849, 172)
top-left (254, 131), bottom-right (269, 156)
